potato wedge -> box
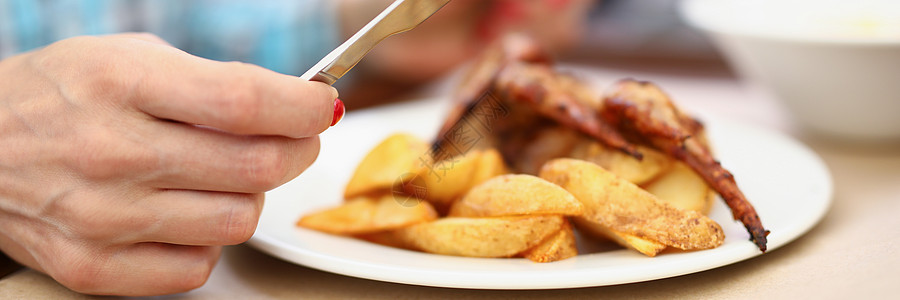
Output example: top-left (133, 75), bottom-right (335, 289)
top-left (520, 219), bottom-right (578, 262)
top-left (406, 148), bottom-right (510, 212)
top-left (642, 162), bottom-right (716, 215)
top-left (395, 215), bottom-right (564, 257)
top-left (539, 158), bottom-right (724, 250)
top-left (355, 231), bottom-right (414, 250)
top-left (344, 133), bottom-right (429, 199)
top-left (414, 149), bottom-right (484, 209)
top-left (470, 148), bottom-right (510, 187)
top-left (515, 126), bottom-right (581, 175)
top-left (448, 174), bottom-right (583, 217)
top-left (572, 217), bottom-right (666, 257)
top-left (296, 195), bottom-right (437, 235)
top-left (569, 140), bottom-right (671, 185)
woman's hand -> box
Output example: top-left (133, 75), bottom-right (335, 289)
top-left (0, 33), bottom-right (339, 296)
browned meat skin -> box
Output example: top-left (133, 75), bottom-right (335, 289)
top-left (602, 79), bottom-right (770, 252)
top-left (433, 35), bottom-right (640, 161)
top-left (494, 63), bottom-right (643, 160)
top-left (435, 34), bottom-right (551, 150)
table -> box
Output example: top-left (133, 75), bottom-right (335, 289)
top-left (2, 64), bottom-right (899, 299)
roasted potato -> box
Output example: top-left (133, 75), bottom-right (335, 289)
top-left (572, 217), bottom-right (666, 257)
top-left (470, 148), bottom-right (510, 187)
top-left (520, 220), bottom-right (578, 262)
top-left (448, 174), bottom-right (583, 217)
top-left (296, 195), bottom-right (437, 235)
top-left (344, 133), bottom-right (429, 199)
top-left (355, 231), bottom-right (415, 250)
top-left (539, 158), bottom-right (724, 250)
top-left (404, 147), bottom-right (511, 212)
top-left (569, 140), bottom-right (671, 185)
top-left (413, 149), bottom-right (484, 210)
top-left (515, 126), bottom-right (581, 175)
top-left (395, 215), bottom-right (564, 257)
top-left (642, 162), bottom-right (715, 215)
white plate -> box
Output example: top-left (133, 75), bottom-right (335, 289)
top-left (248, 97), bottom-right (833, 289)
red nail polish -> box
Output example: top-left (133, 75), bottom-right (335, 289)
top-left (331, 98), bottom-right (345, 126)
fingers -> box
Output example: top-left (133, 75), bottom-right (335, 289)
top-left (130, 44), bottom-right (338, 138)
top-left (0, 222), bottom-right (43, 273)
top-left (142, 121), bottom-right (320, 193)
top-left (136, 190), bottom-right (265, 246)
top-left (39, 187), bottom-right (263, 247)
top-left (52, 243), bottom-right (221, 296)
top-left (3, 192), bottom-right (229, 296)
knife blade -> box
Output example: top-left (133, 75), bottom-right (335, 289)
top-left (300, 0), bottom-right (451, 85)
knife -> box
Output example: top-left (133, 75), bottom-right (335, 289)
top-left (300, 0), bottom-right (452, 85)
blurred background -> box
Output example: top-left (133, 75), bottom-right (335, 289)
top-left (342, 0), bottom-right (735, 108)
top-left (0, 0), bottom-right (729, 104)
top-left (1, 0), bottom-right (897, 139)
top-left (572, 0), bottom-right (725, 71)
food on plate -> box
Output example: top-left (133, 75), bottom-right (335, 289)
top-left (434, 39), bottom-right (641, 164)
top-left (572, 217), bottom-right (667, 257)
top-left (540, 158), bottom-right (723, 250)
top-left (470, 148), bottom-right (510, 189)
top-left (297, 34), bottom-right (768, 262)
top-left (356, 231), bottom-right (416, 250)
top-left (602, 79), bottom-right (769, 251)
top-left (448, 174), bottom-right (584, 217)
top-left (520, 220), bottom-right (578, 263)
top-left (395, 215), bottom-right (565, 258)
top-left (444, 173), bottom-right (581, 261)
top-left (642, 162), bottom-right (716, 215)
top-left (344, 133), bottom-right (429, 199)
top-left (296, 195), bottom-right (438, 235)
top-left (406, 148), bottom-right (509, 213)
top-left (513, 126), bottom-right (582, 175)
top-left (569, 140), bottom-right (672, 185)
top-left (434, 34), bottom-right (768, 252)
top-left (411, 148), bottom-right (483, 211)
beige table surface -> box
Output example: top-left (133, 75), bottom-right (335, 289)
top-left (2, 66), bottom-right (899, 299)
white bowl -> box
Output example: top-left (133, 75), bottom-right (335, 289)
top-left (680, 0), bottom-right (900, 141)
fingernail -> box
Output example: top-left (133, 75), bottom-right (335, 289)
top-left (331, 98), bottom-right (345, 126)
top-left (328, 86), bottom-right (339, 100)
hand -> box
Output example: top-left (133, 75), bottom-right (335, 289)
top-left (0, 33), bottom-right (338, 295)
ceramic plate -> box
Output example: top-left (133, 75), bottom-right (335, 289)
top-left (248, 97), bottom-right (832, 289)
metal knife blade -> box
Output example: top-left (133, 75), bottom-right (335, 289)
top-left (300, 0), bottom-right (451, 85)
